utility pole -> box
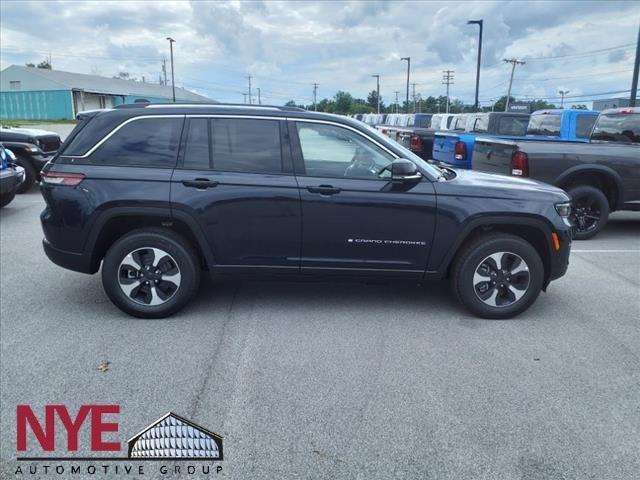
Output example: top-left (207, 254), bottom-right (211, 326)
top-left (401, 57), bottom-right (410, 113)
top-left (162, 58), bottom-right (167, 86)
top-left (246, 74), bottom-right (252, 104)
top-left (467, 19), bottom-right (483, 111)
top-left (503, 58), bottom-right (525, 111)
top-left (256, 87), bottom-right (261, 105)
top-left (394, 91), bottom-right (400, 113)
top-left (411, 82), bottom-right (417, 113)
top-left (558, 90), bottom-right (570, 108)
top-left (166, 37), bottom-right (176, 102)
top-left (631, 24), bottom-right (639, 107)
top-left (442, 70), bottom-right (455, 113)
top-left (371, 75), bottom-right (380, 114)
top-left (312, 83), bottom-right (319, 111)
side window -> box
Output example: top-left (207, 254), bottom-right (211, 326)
top-left (89, 117), bottom-right (182, 167)
top-left (575, 115), bottom-right (597, 139)
top-left (211, 119), bottom-right (282, 173)
top-left (295, 122), bottom-right (394, 179)
top-left (183, 118), bottom-right (210, 169)
top-left (472, 116), bottom-right (489, 133)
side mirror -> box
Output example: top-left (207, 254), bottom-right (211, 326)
top-left (391, 159), bottom-right (422, 182)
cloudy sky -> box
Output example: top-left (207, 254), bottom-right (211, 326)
top-left (1, 0), bottom-right (638, 107)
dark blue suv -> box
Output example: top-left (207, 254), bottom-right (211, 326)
top-left (41, 104), bottom-right (572, 319)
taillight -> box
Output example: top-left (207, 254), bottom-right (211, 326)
top-left (510, 151), bottom-right (529, 177)
top-left (410, 135), bottom-right (423, 152)
top-left (395, 131), bottom-right (401, 140)
top-left (41, 171), bottom-right (85, 186)
top-left (454, 141), bottom-right (466, 161)
top-left (381, 128), bottom-right (388, 134)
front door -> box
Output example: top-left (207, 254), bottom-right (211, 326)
top-left (171, 116), bottom-right (301, 273)
top-left (290, 120), bottom-right (436, 276)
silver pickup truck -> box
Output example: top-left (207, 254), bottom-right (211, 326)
top-left (473, 107), bottom-right (640, 239)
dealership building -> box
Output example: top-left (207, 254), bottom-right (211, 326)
top-left (0, 65), bottom-right (211, 120)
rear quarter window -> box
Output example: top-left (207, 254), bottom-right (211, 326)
top-left (575, 114), bottom-right (597, 139)
top-left (87, 117), bottom-right (183, 167)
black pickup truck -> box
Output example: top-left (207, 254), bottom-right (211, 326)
top-left (0, 126), bottom-right (61, 192)
top-left (473, 107), bottom-right (640, 239)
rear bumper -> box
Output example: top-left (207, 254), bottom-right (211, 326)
top-left (42, 238), bottom-right (95, 274)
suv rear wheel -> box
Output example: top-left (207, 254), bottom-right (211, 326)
top-left (451, 233), bottom-right (544, 319)
top-left (101, 228), bottom-right (200, 318)
top-left (567, 185), bottom-right (609, 240)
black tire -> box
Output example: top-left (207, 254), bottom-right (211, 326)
top-left (101, 228), bottom-right (200, 318)
top-left (14, 158), bottom-right (37, 194)
top-left (0, 191), bottom-right (16, 208)
top-left (567, 185), bottom-right (610, 240)
top-left (451, 233), bottom-right (544, 319)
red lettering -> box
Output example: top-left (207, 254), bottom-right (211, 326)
top-left (55, 405), bottom-right (91, 451)
top-left (16, 405), bottom-right (55, 451)
top-left (90, 405), bottom-right (120, 451)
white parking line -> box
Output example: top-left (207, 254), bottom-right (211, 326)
top-left (572, 250), bottom-right (640, 253)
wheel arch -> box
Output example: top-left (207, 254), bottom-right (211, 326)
top-left (555, 164), bottom-right (622, 211)
top-left (85, 207), bottom-right (215, 273)
top-left (432, 215), bottom-right (556, 287)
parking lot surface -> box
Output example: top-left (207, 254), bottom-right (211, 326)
top-left (1, 189), bottom-right (639, 479)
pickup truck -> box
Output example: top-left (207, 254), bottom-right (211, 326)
top-left (473, 107), bottom-right (640, 239)
top-left (377, 113), bottom-right (432, 142)
top-left (432, 112), bottom-right (530, 169)
top-left (526, 109), bottom-right (599, 142)
top-left (396, 113), bottom-right (456, 160)
top-left (0, 126), bottom-right (61, 192)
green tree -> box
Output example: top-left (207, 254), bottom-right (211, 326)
top-left (333, 91), bottom-right (354, 114)
top-left (26, 60), bottom-right (51, 69)
top-left (366, 90), bottom-right (383, 111)
top-left (530, 99), bottom-right (556, 111)
top-left (284, 100), bottom-right (297, 107)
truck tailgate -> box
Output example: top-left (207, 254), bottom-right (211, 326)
top-left (473, 137), bottom-right (517, 175)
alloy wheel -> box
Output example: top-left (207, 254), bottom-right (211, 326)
top-left (473, 251), bottom-right (530, 307)
top-left (571, 195), bottom-right (601, 234)
top-left (117, 247), bottom-right (181, 306)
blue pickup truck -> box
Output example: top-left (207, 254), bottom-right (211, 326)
top-left (433, 112), bottom-right (530, 168)
top-left (433, 109), bottom-right (599, 169)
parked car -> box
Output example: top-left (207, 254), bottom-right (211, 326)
top-left (0, 126), bottom-right (61, 192)
top-left (432, 112), bottom-right (530, 168)
top-left (0, 145), bottom-right (26, 208)
top-left (396, 113), bottom-right (457, 160)
top-left (473, 107), bottom-right (640, 239)
top-left (377, 114), bottom-right (432, 142)
top-left (525, 109), bottom-right (599, 142)
top-left (41, 103), bottom-right (572, 319)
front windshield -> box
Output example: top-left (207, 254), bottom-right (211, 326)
top-left (362, 123), bottom-right (442, 177)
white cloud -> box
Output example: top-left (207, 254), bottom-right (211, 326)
top-left (0, 0), bottom-right (637, 107)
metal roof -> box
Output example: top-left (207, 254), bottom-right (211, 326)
top-left (1, 65), bottom-right (212, 102)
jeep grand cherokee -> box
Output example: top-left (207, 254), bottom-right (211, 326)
top-left (40, 104), bottom-right (572, 319)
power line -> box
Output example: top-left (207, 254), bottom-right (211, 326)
top-left (522, 43), bottom-right (635, 61)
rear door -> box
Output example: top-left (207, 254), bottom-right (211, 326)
top-left (290, 119), bottom-right (436, 276)
top-left (170, 116), bottom-right (301, 272)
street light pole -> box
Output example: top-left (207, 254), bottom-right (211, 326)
top-left (630, 24), bottom-right (639, 107)
top-left (401, 57), bottom-right (410, 113)
top-left (166, 37), bottom-right (176, 103)
top-left (371, 74), bottom-right (380, 114)
top-left (467, 19), bottom-right (483, 112)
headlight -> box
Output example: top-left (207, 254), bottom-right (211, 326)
top-left (555, 202), bottom-right (572, 218)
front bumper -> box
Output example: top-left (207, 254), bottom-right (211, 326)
top-left (547, 228), bottom-right (572, 284)
top-left (0, 166), bottom-right (25, 194)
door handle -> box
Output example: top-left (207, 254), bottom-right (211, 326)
top-left (307, 185), bottom-right (341, 195)
top-left (182, 179), bottom-right (219, 189)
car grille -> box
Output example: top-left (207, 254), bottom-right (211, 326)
top-left (38, 136), bottom-right (61, 153)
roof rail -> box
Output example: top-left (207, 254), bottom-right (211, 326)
top-left (114, 102), bottom-right (308, 112)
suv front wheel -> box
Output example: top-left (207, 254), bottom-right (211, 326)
top-left (451, 233), bottom-right (544, 319)
top-left (101, 228), bottom-right (200, 318)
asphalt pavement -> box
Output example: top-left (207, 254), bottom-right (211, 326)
top-left (1, 189), bottom-right (639, 480)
